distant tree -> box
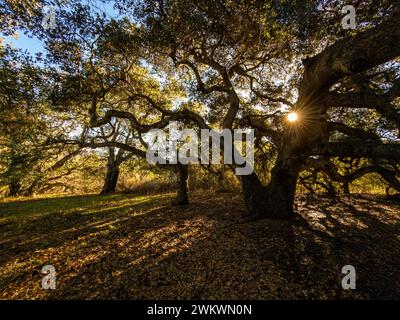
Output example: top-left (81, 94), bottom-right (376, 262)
top-left (87, 120), bottom-right (136, 195)
top-left (0, 44), bottom-right (81, 196)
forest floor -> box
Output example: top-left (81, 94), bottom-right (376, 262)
top-left (0, 191), bottom-right (399, 299)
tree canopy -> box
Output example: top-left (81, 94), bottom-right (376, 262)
top-left (0, 0), bottom-right (399, 218)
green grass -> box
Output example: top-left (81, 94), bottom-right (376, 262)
top-left (0, 193), bottom-right (172, 223)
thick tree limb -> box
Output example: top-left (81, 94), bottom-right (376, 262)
top-left (89, 96), bottom-right (210, 132)
top-left (299, 3), bottom-right (400, 109)
top-left (79, 141), bottom-right (147, 158)
top-left (306, 157), bottom-right (400, 192)
top-left (323, 91), bottom-right (400, 132)
top-left (314, 142), bottom-right (400, 160)
top-left (327, 121), bottom-right (381, 142)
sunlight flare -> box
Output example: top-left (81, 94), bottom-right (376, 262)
top-left (287, 112), bottom-right (299, 122)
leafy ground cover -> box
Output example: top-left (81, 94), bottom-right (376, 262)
top-left (0, 192), bottom-right (399, 299)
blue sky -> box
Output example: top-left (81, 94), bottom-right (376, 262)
top-left (0, 1), bottom-right (120, 56)
top-left (1, 33), bottom-right (46, 55)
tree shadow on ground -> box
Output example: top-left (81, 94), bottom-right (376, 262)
top-left (286, 194), bottom-right (400, 299)
top-left (0, 192), bottom-right (398, 299)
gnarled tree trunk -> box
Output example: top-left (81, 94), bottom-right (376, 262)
top-left (8, 179), bottom-right (22, 197)
top-left (263, 156), bottom-right (303, 219)
top-left (172, 164), bottom-right (189, 205)
top-left (240, 172), bottom-right (268, 218)
top-left (343, 182), bottom-right (350, 194)
top-left (101, 161), bottom-right (120, 195)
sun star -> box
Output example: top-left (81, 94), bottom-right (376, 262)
top-left (287, 112), bottom-right (299, 122)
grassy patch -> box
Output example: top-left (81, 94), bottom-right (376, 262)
top-left (0, 193), bottom-right (172, 223)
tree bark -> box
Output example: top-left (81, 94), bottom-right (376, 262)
top-left (263, 154), bottom-right (302, 219)
top-left (343, 182), bottom-right (350, 194)
top-left (172, 164), bottom-right (189, 205)
top-left (240, 172), bottom-right (269, 218)
top-left (8, 179), bottom-right (22, 197)
top-left (101, 162), bottom-right (120, 195)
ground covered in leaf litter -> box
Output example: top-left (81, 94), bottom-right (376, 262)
top-left (0, 192), bottom-right (399, 299)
